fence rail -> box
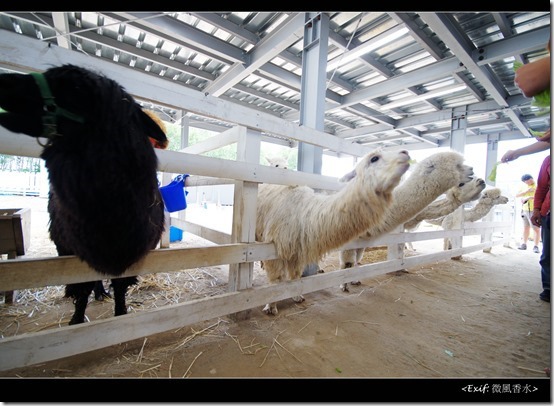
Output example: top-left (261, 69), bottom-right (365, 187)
top-left (0, 221), bottom-right (511, 371)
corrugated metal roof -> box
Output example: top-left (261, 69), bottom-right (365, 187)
top-left (0, 11), bottom-right (550, 152)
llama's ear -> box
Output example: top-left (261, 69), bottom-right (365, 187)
top-left (339, 169), bottom-right (356, 182)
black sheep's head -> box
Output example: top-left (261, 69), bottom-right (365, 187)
top-left (0, 64), bottom-right (168, 148)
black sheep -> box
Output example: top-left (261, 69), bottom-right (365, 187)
top-left (0, 64), bottom-right (168, 324)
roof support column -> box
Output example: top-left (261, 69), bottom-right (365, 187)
top-left (298, 13), bottom-right (329, 278)
top-left (450, 105), bottom-right (468, 154)
top-left (297, 12), bottom-right (329, 174)
top-left (449, 105), bottom-right (469, 254)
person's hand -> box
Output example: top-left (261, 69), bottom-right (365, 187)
top-left (531, 209), bottom-right (542, 227)
top-left (501, 149), bottom-right (518, 163)
top-left (514, 57), bottom-right (551, 98)
top-left (500, 135), bottom-right (550, 163)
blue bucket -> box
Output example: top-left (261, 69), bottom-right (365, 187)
top-left (169, 226), bottom-right (183, 242)
top-left (160, 174), bottom-right (189, 212)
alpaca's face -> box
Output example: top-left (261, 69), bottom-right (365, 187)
top-left (356, 149), bottom-right (411, 193)
top-left (496, 196), bottom-right (509, 205)
top-left (481, 188), bottom-right (502, 200)
top-left (449, 177), bottom-right (486, 203)
top-left (415, 152), bottom-right (474, 188)
top-left (266, 156), bottom-right (288, 169)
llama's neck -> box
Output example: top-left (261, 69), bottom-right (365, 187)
top-left (464, 200), bottom-right (495, 222)
top-left (408, 196), bottom-right (460, 226)
top-left (363, 174), bottom-right (441, 237)
top-left (310, 177), bottom-right (392, 253)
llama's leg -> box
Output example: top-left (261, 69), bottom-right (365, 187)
top-left (340, 251), bottom-right (354, 292)
top-left (262, 303), bottom-right (278, 315)
top-left (348, 279), bottom-right (362, 287)
top-left (65, 281), bottom-right (95, 325)
top-left (290, 265), bottom-right (305, 304)
top-left (339, 266), bottom-right (362, 292)
top-left (340, 249), bottom-right (363, 292)
top-left (340, 269), bottom-right (352, 292)
top-left (262, 260), bottom-right (285, 315)
top-left (112, 276), bottom-right (138, 316)
top-left (350, 248), bottom-right (364, 286)
top-left (262, 261), bottom-right (305, 315)
top-left (93, 280), bottom-right (111, 301)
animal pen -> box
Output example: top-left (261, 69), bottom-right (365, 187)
top-left (0, 43), bottom-right (512, 372)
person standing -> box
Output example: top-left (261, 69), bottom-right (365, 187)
top-left (515, 174), bottom-right (541, 253)
top-left (531, 156), bottom-right (550, 303)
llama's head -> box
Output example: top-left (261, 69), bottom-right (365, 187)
top-left (479, 188), bottom-right (508, 205)
top-left (354, 149), bottom-right (411, 194)
top-left (446, 177), bottom-right (486, 204)
top-left (0, 64), bottom-right (167, 148)
top-left (265, 156), bottom-right (288, 169)
top-left (481, 188), bottom-right (501, 200)
top-left (409, 151), bottom-right (474, 192)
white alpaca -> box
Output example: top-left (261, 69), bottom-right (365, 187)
top-left (265, 156), bottom-right (288, 169)
top-left (256, 149), bottom-right (411, 315)
top-left (339, 151), bottom-right (474, 291)
top-left (425, 187), bottom-right (509, 250)
top-left (404, 178), bottom-right (486, 231)
top-left (402, 177), bottom-right (486, 251)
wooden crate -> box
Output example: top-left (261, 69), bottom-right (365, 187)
top-left (0, 208), bottom-right (31, 256)
top-left (0, 208), bottom-right (31, 304)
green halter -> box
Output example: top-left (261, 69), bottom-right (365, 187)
top-left (29, 72), bottom-right (85, 138)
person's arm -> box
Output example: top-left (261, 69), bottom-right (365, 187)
top-left (515, 57), bottom-right (551, 98)
top-left (501, 139), bottom-right (550, 163)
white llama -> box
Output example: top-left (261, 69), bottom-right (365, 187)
top-left (339, 151), bottom-right (474, 291)
top-left (265, 156), bottom-right (288, 169)
top-left (402, 177), bottom-right (486, 251)
top-left (404, 177), bottom-right (486, 231)
top-left (256, 149), bottom-right (411, 315)
top-left (425, 187), bottom-right (509, 250)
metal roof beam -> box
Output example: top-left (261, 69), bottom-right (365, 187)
top-left (472, 25), bottom-right (550, 65)
top-left (340, 57), bottom-right (464, 109)
top-left (391, 12), bottom-right (485, 102)
top-left (108, 12), bottom-right (245, 64)
top-left (419, 12), bottom-right (530, 136)
top-left (190, 13), bottom-right (259, 45)
top-left (421, 117), bottom-right (514, 136)
top-left (203, 13), bottom-right (305, 97)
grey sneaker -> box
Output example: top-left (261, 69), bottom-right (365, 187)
top-left (518, 244), bottom-right (527, 250)
top-left (533, 246), bottom-right (540, 253)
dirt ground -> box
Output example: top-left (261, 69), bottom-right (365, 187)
top-left (0, 196), bottom-right (551, 388)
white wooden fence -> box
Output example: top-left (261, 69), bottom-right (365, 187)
top-left (0, 132), bottom-right (511, 371)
